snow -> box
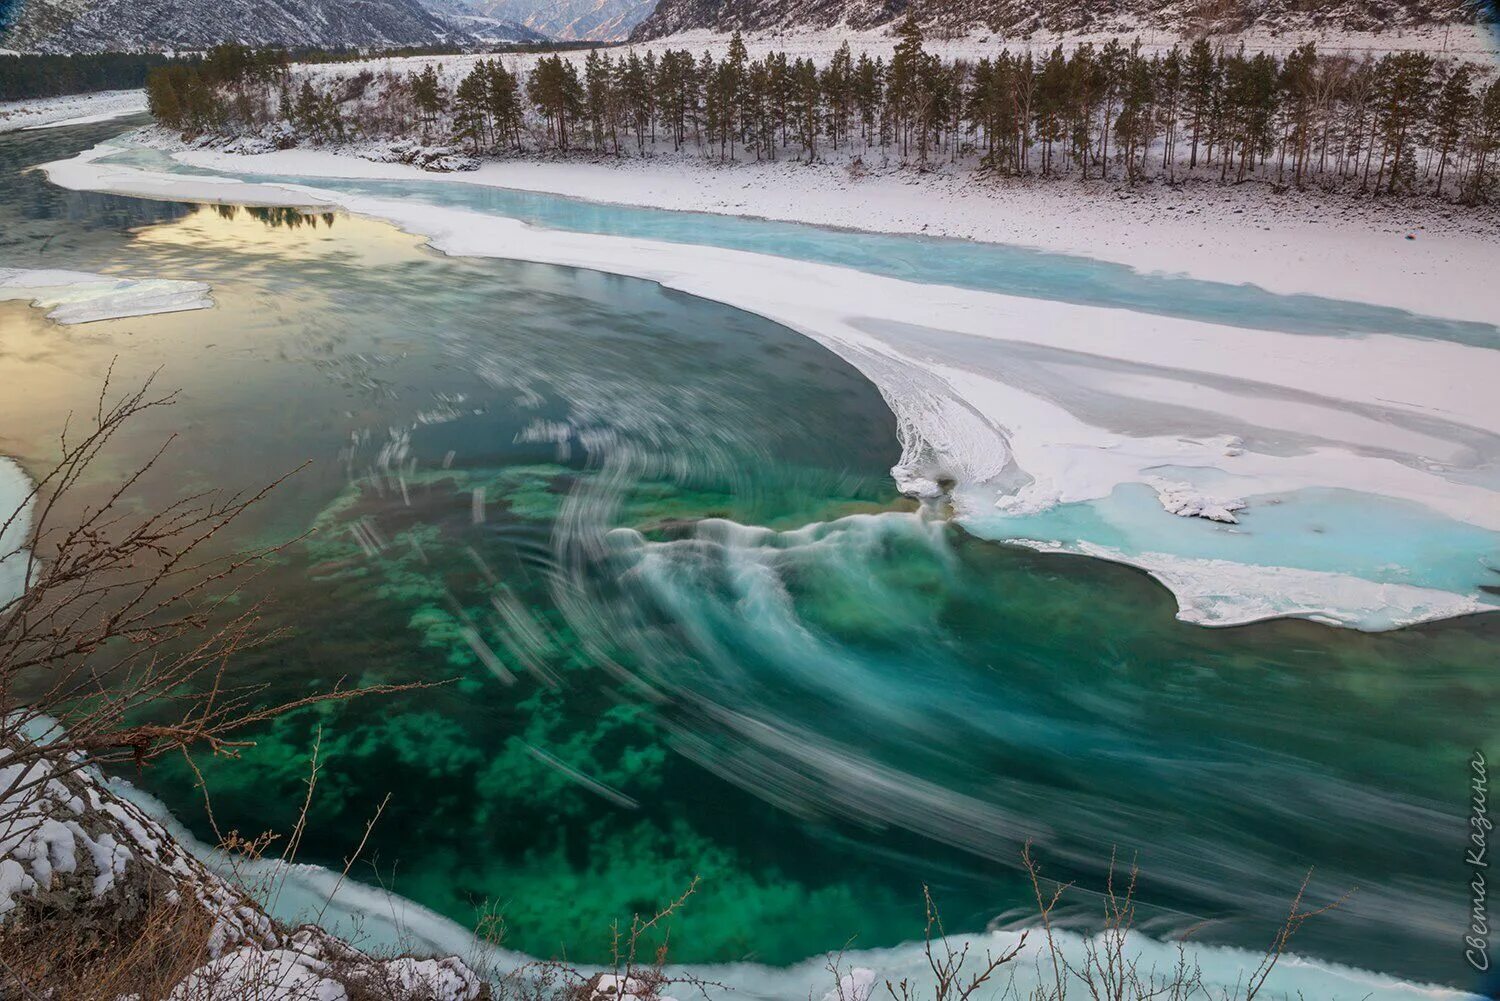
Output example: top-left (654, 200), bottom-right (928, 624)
top-left (39, 139), bottom-right (1500, 629)
top-left (0, 90), bottom-right (148, 134)
top-left (287, 22), bottom-right (1500, 83)
top-left (169, 928), bottom-right (483, 1001)
top-left (0, 267), bottom-right (214, 324)
top-left (0, 459), bottom-right (32, 612)
top-left (156, 142), bottom-right (1500, 328)
top-left (106, 774), bottom-right (1484, 1001)
top-left (0, 740), bottom-right (269, 951)
top-left (1152, 479), bottom-right (1246, 523)
top-left (0, 738), bottom-right (483, 1000)
top-left (1008, 538), bottom-right (1491, 629)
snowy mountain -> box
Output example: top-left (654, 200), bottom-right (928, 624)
top-left (1, 0), bottom-right (464, 54)
top-left (414, 0), bottom-right (554, 41)
top-left (632, 0), bottom-right (1493, 39)
top-left (421, 0), bottom-right (658, 40)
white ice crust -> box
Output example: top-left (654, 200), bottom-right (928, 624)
top-left (0, 267), bottom-right (214, 324)
top-left (0, 459), bottom-right (33, 613)
top-left (37, 141), bottom-right (1500, 629)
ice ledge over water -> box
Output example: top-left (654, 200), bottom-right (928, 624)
top-left (0, 267), bottom-right (213, 324)
top-left (37, 139), bottom-right (1500, 631)
top-left (1008, 538), bottom-right (1491, 630)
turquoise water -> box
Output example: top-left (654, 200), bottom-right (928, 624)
top-left (4, 123), bottom-right (1499, 996)
top-left (970, 483), bottom-right (1500, 604)
top-left (97, 145), bottom-right (1500, 346)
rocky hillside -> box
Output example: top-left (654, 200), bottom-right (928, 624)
top-left (0, 737), bottom-right (484, 1000)
top-left (0, 0), bottom-right (464, 54)
top-left (632, 0), bottom-right (1493, 40)
top-left (422, 0), bottom-right (657, 40)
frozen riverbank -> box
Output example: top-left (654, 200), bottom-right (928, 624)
top-left (104, 772), bottom-right (1488, 1001)
top-left (166, 142), bottom-right (1500, 328)
top-left (38, 138), bottom-right (1500, 630)
top-left (0, 89), bottom-right (147, 133)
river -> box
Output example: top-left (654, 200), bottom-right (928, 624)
top-left (2, 119), bottom-right (1497, 996)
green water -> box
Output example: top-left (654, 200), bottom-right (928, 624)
top-left (2, 122), bottom-right (1497, 992)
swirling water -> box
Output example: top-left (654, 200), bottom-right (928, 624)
top-left (2, 122), bottom-right (1497, 995)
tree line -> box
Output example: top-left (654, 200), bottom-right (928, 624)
top-left (148, 28), bottom-right (1500, 202)
top-left (1, 52), bottom-right (194, 101)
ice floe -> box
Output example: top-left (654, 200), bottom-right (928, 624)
top-left (0, 267), bottom-right (213, 324)
top-left (0, 458), bottom-right (33, 612)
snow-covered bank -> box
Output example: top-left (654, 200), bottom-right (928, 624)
top-left (0, 734), bottom-right (485, 1001)
top-left (0, 267), bottom-right (214, 323)
top-left (38, 140), bottom-right (1500, 629)
top-left (0, 458), bottom-right (33, 611)
top-left (0, 89), bottom-right (147, 133)
top-left (167, 142), bottom-right (1500, 328)
top-left (108, 777), bottom-right (1482, 1001)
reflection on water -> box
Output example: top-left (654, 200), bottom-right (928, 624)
top-left (2, 123), bottom-right (1497, 992)
top-left (107, 144), bottom-right (1500, 346)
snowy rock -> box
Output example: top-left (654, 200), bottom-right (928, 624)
top-left (580, 971), bottom-right (680, 1001)
top-left (0, 736), bottom-right (275, 956)
top-left (0, 737), bottom-right (485, 1000)
top-left (360, 140), bottom-right (479, 172)
top-left (172, 925), bottom-right (485, 1000)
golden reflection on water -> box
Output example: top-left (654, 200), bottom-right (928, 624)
top-left (0, 204), bottom-right (429, 494)
top-left (129, 203), bottom-right (426, 268)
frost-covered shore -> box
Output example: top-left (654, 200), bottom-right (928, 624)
top-left (0, 89), bottom-right (147, 133)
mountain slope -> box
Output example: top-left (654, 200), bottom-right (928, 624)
top-left (1, 0), bottom-right (463, 54)
top-left (424, 0), bottom-right (657, 40)
top-left (632, 0), bottom-right (1492, 39)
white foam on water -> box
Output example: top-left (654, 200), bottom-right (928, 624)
top-left (0, 267), bottom-right (214, 324)
top-left (37, 140), bottom-right (1500, 630)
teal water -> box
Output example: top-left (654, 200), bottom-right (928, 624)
top-left (4, 123), bottom-right (1499, 995)
top-left (97, 144), bottom-right (1500, 346)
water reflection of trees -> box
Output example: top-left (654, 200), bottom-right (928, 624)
top-left (212, 203), bottom-right (338, 230)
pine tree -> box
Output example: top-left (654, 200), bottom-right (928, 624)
top-left (485, 60), bottom-right (522, 151)
top-left (1465, 78), bottom-right (1500, 203)
top-left (411, 64), bottom-right (445, 140)
top-left (453, 63), bottom-right (490, 153)
top-left (1432, 62), bottom-right (1476, 197)
top-left (1183, 39), bottom-right (1216, 169)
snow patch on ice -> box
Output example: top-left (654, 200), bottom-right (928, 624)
top-left (0, 267), bottom-right (213, 324)
top-left (1153, 479), bottom-right (1246, 523)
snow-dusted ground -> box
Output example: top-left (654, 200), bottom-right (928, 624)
top-left (0, 89), bottom-right (148, 134)
top-left (0, 267), bottom-right (214, 323)
top-left (40, 139), bottom-right (1500, 630)
top-left (287, 22), bottom-right (1500, 86)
